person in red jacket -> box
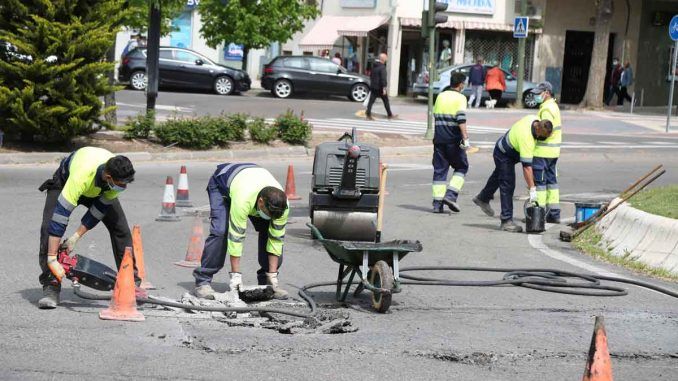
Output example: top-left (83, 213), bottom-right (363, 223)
top-left (485, 64), bottom-right (506, 104)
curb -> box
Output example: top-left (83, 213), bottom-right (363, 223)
top-left (0, 145), bottom-right (434, 165)
top-left (597, 198), bottom-right (678, 274)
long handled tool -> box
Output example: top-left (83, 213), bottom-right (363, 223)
top-left (560, 168), bottom-right (666, 242)
top-left (375, 164), bottom-right (388, 243)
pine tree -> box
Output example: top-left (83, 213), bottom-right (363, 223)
top-left (0, 0), bottom-right (126, 142)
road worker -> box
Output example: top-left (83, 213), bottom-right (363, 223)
top-left (431, 72), bottom-right (471, 213)
top-left (473, 116), bottom-right (554, 232)
top-left (193, 163), bottom-right (289, 299)
top-left (37, 147), bottom-right (136, 308)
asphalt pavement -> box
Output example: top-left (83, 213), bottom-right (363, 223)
top-left (1, 148), bottom-right (677, 380)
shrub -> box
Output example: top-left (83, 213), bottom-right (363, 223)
top-left (223, 113), bottom-right (248, 141)
top-left (248, 117), bottom-right (277, 144)
top-left (154, 116), bottom-right (218, 150)
top-left (275, 109), bottom-right (311, 145)
top-left (124, 111), bottom-right (154, 139)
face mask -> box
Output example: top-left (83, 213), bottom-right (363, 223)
top-left (107, 179), bottom-right (126, 193)
top-left (258, 209), bottom-right (271, 220)
top-left (534, 94), bottom-right (544, 104)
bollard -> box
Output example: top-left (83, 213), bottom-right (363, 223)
top-left (630, 92), bottom-right (635, 114)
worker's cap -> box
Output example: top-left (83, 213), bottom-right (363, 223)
top-left (530, 81), bottom-right (553, 94)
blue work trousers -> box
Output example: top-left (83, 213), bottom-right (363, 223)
top-left (477, 146), bottom-right (519, 222)
top-left (432, 143), bottom-right (469, 202)
top-left (532, 157), bottom-right (560, 219)
top-left (193, 177), bottom-right (283, 286)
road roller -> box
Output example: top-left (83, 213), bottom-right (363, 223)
top-left (309, 128), bottom-right (381, 242)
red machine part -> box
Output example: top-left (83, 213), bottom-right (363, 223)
top-left (56, 247), bottom-right (78, 280)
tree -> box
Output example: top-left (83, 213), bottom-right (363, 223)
top-left (198, 0), bottom-right (319, 70)
top-left (0, 0), bottom-right (127, 142)
top-left (580, 0), bottom-right (614, 109)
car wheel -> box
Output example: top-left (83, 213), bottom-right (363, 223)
top-left (273, 79), bottom-right (293, 98)
top-left (130, 71), bottom-right (147, 91)
top-left (349, 83), bottom-right (369, 102)
top-left (523, 91), bottom-right (538, 108)
top-left (214, 76), bottom-right (234, 95)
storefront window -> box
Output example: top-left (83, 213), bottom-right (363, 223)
top-left (170, 12), bottom-right (192, 49)
top-left (464, 30), bottom-right (535, 79)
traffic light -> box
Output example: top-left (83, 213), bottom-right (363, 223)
top-left (430, 1), bottom-right (448, 25)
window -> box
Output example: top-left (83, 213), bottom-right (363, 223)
top-left (159, 50), bottom-right (173, 60)
top-left (310, 58), bottom-right (338, 73)
top-left (175, 50), bottom-right (200, 63)
top-left (283, 57), bottom-right (308, 69)
top-left (282, 50), bottom-right (293, 56)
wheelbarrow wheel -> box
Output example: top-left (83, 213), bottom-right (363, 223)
top-left (370, 260), bottom-right (394, 313)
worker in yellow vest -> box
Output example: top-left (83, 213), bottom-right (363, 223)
top-left (530, 82), bottom-right (562, 223)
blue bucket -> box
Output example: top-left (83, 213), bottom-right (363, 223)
top-left (575, 202), bottom-right (603, 223)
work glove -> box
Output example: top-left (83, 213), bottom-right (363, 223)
top-left (47, 254), bottom-right (66, 282)
top-left (229, 272), bottom-right (242, 292)
top-left (529, 187), bottom-right (538, 204)
top-left (65, 231), bottom-right (81, 253)
top-left (459, 139), bottom-right (471, 150)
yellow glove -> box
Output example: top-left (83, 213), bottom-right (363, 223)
top-left (47, 255), bottom-right (66, 282)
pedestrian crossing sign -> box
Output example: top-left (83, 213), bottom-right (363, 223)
top-left (514, 17), bottom-right (529, 38)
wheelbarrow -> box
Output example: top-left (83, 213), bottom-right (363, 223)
top-left (307, 223), bottom-right (423, 313)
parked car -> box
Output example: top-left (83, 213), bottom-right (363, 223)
top-left (118, 46), bottom-right (251, 95)
top-left (412, 64), bottom-right (539, 108)
top-left (261, 55), bottom-right (370, 102)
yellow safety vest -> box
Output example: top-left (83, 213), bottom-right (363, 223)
top-left (534, 98), bottom-right (562, 158)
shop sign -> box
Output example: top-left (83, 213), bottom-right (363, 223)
top-left (186, 0), bottom-right (199, 9)
top-left (340, 0), bottom-right (376, 8)
top-left (224, 43), bottom-right (244, 61)
top-left (442, 0), bottom-right (495, 15)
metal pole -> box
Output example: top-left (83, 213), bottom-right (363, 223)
top-left (515, 0), bottom-right (528, 109)
top-left (146, 2), bottom-right (161, 113)
top-left (667, 40), bottom-right (678, 133)
top-left (424, 0), bottom-right (436, 139)
top-left (630, 91), bottom-right (635, 114)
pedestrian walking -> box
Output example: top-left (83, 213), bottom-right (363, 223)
top-left (193, 163), bottom-right (289, 300)
top-left (366, 53), bottom-right (395, 120)
top-left (332, 52), bottom-right (342, 66)
top-left (485, 64), bottom-right (506, 105)
top-left (531, 81), bottom-right (562, 223)
top-left (431, 72), bottom-right (471, 213)
top-left (606, 59), bottom-right (623, 106)
top-left (467, 57), bottom-right (485, 108)
top-left (37, 147), bottom-right (136, 308)
top-left (618, 61), bottom-right (634, 105)
top-left (473, 117), bottom-right (554, 232)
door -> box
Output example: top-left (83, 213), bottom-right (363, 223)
top-left (158, 49), bottom-right (181, 86)
top-left (174, 49), bottom-right (214, 89)
top-left (561, 31), bottom-right (595, 104)
top-left (281, 57), bottom-right (312, 92)
top-left (309, 58), bottom-right (352, 94)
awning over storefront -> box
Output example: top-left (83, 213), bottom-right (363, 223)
top-left (400, 17), bottom-right (541, 34)
top-left (299, 15), bottom-right (390, 49)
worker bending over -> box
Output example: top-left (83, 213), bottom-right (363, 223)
top-left (431, 72), bottom-right (471, 213)
top-left (531, 82), bottom-right (562, 223)
top-left (38, 147), bottom-right (136, 308)
top-left (193, 163), bottom-right (289, 299)
top-left (473, 117), bottom-right (553, 232)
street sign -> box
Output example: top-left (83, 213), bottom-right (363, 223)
top-left (514, 16), bottom-right (529, 38)
top-left (670, 15), bottom-right (678, 41)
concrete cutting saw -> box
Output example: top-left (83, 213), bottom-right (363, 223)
top-left (309, 128), bottom-right (380, 242)
top-left (57, 245), bottom-right (118, 291)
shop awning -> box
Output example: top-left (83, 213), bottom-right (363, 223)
top-left (400, 17), bottom-right (541, 34)
top-left (400, 17), bottom-right (464, 30)
top-left (299, 15), bottom-right (390, 49)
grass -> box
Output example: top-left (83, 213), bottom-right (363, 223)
top-left (573, 227), bottom-right (678, 282)
top-left (629, 185), bottom-right (678, 219)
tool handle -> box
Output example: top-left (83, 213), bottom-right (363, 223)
top-left (376, 164), bottom-right (389, 243)
top-left (620, 164), bottom-right (663, 198)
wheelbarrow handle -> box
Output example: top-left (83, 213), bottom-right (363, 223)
top-left (306, 223), bottom-right (325, 240)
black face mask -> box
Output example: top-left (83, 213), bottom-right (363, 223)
top-left (532, 125), bottom-right (548, 141)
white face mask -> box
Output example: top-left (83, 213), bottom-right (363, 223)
top-left (258, 209), bottom-right (271, 220)
top-left (107, 179), bottom-right (126, 192)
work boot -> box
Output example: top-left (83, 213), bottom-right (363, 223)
top-left (500, 220), bottom-right (523, 233)
top-left (443, 197), bottom-right (460, 212)
top-left (432, 200), bottom-right (444, 214)
top-left (265, 272), bottom-right (289, 300)
top-left (473, 196), bottom-right (495, 217)
top-left (194, 284), bottom-right (216, 300)
top-left (38, 285), bottom-right (60, 309)
top-left (546, 216), bottom-right (561, 224)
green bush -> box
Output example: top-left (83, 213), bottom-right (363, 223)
top-left (154, 116), bottom-right (219, 150)
top-left (275, 109), bottom-right (311, 145)
top-left (248, 117), bottom-right (277, 144)
top-left (124, 111), bottom-right (154, 139)
top-left (223, 113), bottom-right (248, 141)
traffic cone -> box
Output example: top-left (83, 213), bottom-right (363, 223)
top-left (132, 225), bottom-right (155, 290)
top-left (156, 176), bottom-right (180, 221)
top-left (176, 165), bottom-right (193, 207)
top-left (285, 164), bottom-right (302, 201)
top-left (175, 216), bottom-right (204, 268)
top-left (582, 316), bottom-right (614, 381)
top-left (99, 247), bottom-right (145, 322)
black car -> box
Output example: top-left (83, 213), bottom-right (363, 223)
top-left (262, 56), bottom-right (370, 102)
top-left (118, 46), bottom-right (251, 95)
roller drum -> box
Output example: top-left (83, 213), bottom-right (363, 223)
top-left (312, 210), bottom-right (377, 241)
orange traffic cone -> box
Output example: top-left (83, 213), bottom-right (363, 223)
top-left (175, 216), bottom-right (204, 268)
top-left (582, 316), bottom-right (614, 381)
top-left (99, 247), bottom-right (145, 322)
top-left (132, 225), bottom-right (155, 290)
top-left (176, 165), bottom-right (192, 207)
top-left (156, 176), bottom-right (180, 221)
top-left (285, 164), bottom-right (302, 201)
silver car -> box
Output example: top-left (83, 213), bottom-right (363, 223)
top-left (413, 64), bottom-right (539, 108)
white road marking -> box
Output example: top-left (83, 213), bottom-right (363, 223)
top-left (116, 102), bottom-right (193, 112)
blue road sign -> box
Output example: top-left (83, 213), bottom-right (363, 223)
top-left (670, 15), bottom-right (678, 41)
top-left (514, 16), bottom-right (529, 38)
